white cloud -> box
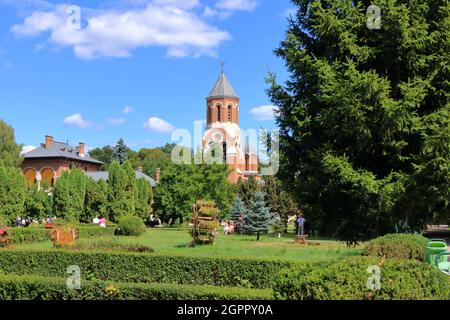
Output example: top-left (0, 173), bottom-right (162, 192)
top-left (122, 106), bottom-right (134, 114)
top-left (11, 3), bottom-right (232, 59)
top-left (106, 118), bottom-right (126, 125)
top-left (143, 117), bottom-right (175, 133)
top-left (249, 105), bottom-right (278, 121)
top-left (215, 0), bottom-right (258, 11)
top-left (63, 113), bottom-right (93, 129)
top-left (21, 145), bottom-right (36, 154)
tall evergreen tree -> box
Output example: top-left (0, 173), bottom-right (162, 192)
top-left (0, 165), bottom-right (27, 224)
top-left (135, 177), bottom-right (153, 220)
top-left (107, 161), bottom-right (133, 221)
top-left (83, 178), bottom-right (108, 222)
top-left (112, 138), bottom-right (129, 164)
top-left (0, 120), bottom-right (23, 168)
top-left (268, 0), bottom-right (450, 243)
top-left (25, 184), bottom-right (52, 219)
top-left (236, 176), bottom-right (260, 207)
top-left (230, 197), bottom-right (247, 233)
top-left (241, 191), bottom-right (275, 240)
top-left (53, 168), bottom-right (86, 221)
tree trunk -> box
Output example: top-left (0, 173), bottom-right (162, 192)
top-left (256, 231), bottom-right (260, 241)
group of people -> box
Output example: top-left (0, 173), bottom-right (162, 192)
top-left (223, 221), bottom-right (236, 235)
top-left (15, 216), bottom-right (57, 227)
top-left (92, 216), bottom-right (107, 228)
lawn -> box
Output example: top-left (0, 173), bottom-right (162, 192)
top-left (12, 226), bottom-right (361, 262)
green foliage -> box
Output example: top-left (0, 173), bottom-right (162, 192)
top-left (0, 274), bottom-right (271, 300)
top-left (130, 147), bottom-right (172, 178)
top-left (112, 138), bottom-right (129, 164)
top-left (263, 176), bottom-right (301, 231)
top-left (0, 165), bottom-right (27, 224)
top-left (273, 256), bottom-right (450, 300)
top-left (153, 163), bottom-right (234, 223)
top-left (88, 145), bottom-right (114, 169)
top-left (83, 178), bottom-right (108, 222)
top-left (69, 239), bottom-right (154, 253)
top-left (0, 120), bottom-right (23, 168)
top-left (230, 197), bottom-right (247, 232)
top-left (107, 161), bottom-right (134, 221)
top-left (53, 169), bottom-right (86, 221)
top-left (135, 178), bottom-right (153, 220)
top-left (25, 184), bottom-right (52, 219)
top-left (241, 192), bottom-right (276, 240)
top-left (268, 0), bottom-right (450, 243)
top-left (0, 250), bottom-right (299, 289)
top-left (236, 176), bottom-right (260, 207)
top-left (363, 233), bottom-right (428, 261)
top-left (116, 215), bottom-right (146, 236)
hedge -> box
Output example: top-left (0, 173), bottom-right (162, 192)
top-left (273, 256), bottom-right (450, 300)
top-left (362, 233), bottom-right (428, 261)
top-left (0, 274), bottom-right (272, 300)
top-left (11, 226), bottom-right (116, 244)
top-left (0, 249), bottom-right (298, 289)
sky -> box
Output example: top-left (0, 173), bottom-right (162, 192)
top-left (0, 0), bottom-right (293, 153)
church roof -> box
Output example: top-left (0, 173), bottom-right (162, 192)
top-left (207, 71), bottom-right (238, 99)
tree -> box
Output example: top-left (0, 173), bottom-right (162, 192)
top-left (263, 176), bottom-right (301, 232)
top-left (107, 161), bottom-right (136, 221)
top-left (236, 176), bottom-right (260, 207)
top-left (83, 178), bottom-right (108, 222)
top-left (230, 197), bottom-right (247, 233)
top-left (53, 168), bottom-right (86, 221)
top-left (268, 0), bottom-right (450, 244)
top-left (25, 184), bottom-right (52, 219)
top-left (241, 191), bottom-right (275, 240)
top-left (0, 120), bottom-right (23, 168)
top-left (0, 165), bottom-right (27, 224)
top-left (135, 177), bottom-right (153, 220)
top-left (112, 138), bottom-right (129, 164)
top-left (89, 146), bottom-right (114, 169)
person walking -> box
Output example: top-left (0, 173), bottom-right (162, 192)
top-left (297, 214), bottom-right (306, 236)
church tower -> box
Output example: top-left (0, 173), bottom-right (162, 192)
top-left (202, 68), bottom-right (259, 183)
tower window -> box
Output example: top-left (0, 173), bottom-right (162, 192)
top-left (222, 142), bottom-right (227, 164)
top-left (228, 105), bottom-right (232, 122)
top-left (217, 105), bottom-right (221, 122)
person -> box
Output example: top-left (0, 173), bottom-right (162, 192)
top-left (297, 214), bottom-right (306, 236)
top-left (99, 216), bottom-right (106, 228)
top-left (224, 222), bottom-right (230, 235)
top-left (15, 216), bottom-right (22, 227)
top-left (92, 216), bottom-right (100, 225)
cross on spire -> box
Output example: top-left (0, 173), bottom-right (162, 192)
top-left (220, 61), bottom-right (225, 74)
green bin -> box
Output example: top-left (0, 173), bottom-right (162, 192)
top-left (425, 239), bottom-right (448, 265)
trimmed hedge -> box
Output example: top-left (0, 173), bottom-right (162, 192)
top-left (0, 274), bottom-right (272, 300)
top-left (11, 226), bottom-right (116, 244)
top-left (273, 256), bottom-right (450, 300)
top-left (0, 249), bottom-right (297, 289)
top-left (363, 233), bottom-right (428, 261)
top-left (116, 215), bottom-right (146, 236)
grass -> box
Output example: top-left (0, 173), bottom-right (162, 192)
top-left (11, 226), bottom-right (361, 262)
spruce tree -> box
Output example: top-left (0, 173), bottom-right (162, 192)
top-left (230, 197), bottom-right (247, 233)
top-left (241, 192), bottom-right (275, 240)
top-left (268, 0), bottom-right (450, 243)
top-left (112, 138), bottom-right (129, 164)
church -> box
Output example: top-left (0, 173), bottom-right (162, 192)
top-left (202, 70), bottom-right (259, 183)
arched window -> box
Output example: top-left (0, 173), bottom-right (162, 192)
top-left (245, 154), bottom-right (249, 171)
top-left (228, 105), bottom-right (232, 122)
top-left (222, 142), bottom-right (227, 164)
top-left (217, 105), bottom-right (221, 122)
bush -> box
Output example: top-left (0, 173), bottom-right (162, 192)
top-left (70, 239), bottom-right (154, 253)
top-left (363, 233), bottom-right (428, 261)
top-left (0, 250), bottom-right (298, 288)
top-left (116, 215), bottom-right (146, 236)
top-left (273, 256), bottom-right (450, 300)
top-left (0, 274), bottom-right (272, 300)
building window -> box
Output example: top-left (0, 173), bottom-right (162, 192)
top-left (228, 105), bottom-right (232, 122)
top-left (222, 142), bottom-right (227, 164)
top-left (217, 105), bottom-right (221, 122)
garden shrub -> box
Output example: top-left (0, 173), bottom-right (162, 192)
top-left (0, 250), bottom-right (299, 288)
top-left (69, 239), bottom-right (154, 253)
top-left (116, 215), bottom-right (146, 236)
top-left (0, 274), bottom-right (272, 300)
top-left (273, 256), bottom-right (450, 300)
top-left (363, 233), bottom-right (428, 261)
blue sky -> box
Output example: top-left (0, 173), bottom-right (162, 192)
top-left (0, 0), bottom-right (293, 152)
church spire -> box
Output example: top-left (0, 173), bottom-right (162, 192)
top-left (207, 67), bottom-right (238, 100)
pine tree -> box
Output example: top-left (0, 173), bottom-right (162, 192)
top-left (112, 138), bottom-right (129, 164)
top-left (241, 192), bottom-right (275, 240)
top-left (268, 0), bottom-right (450, 244)
top-left (230, 197), bottom-right (247, 234)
